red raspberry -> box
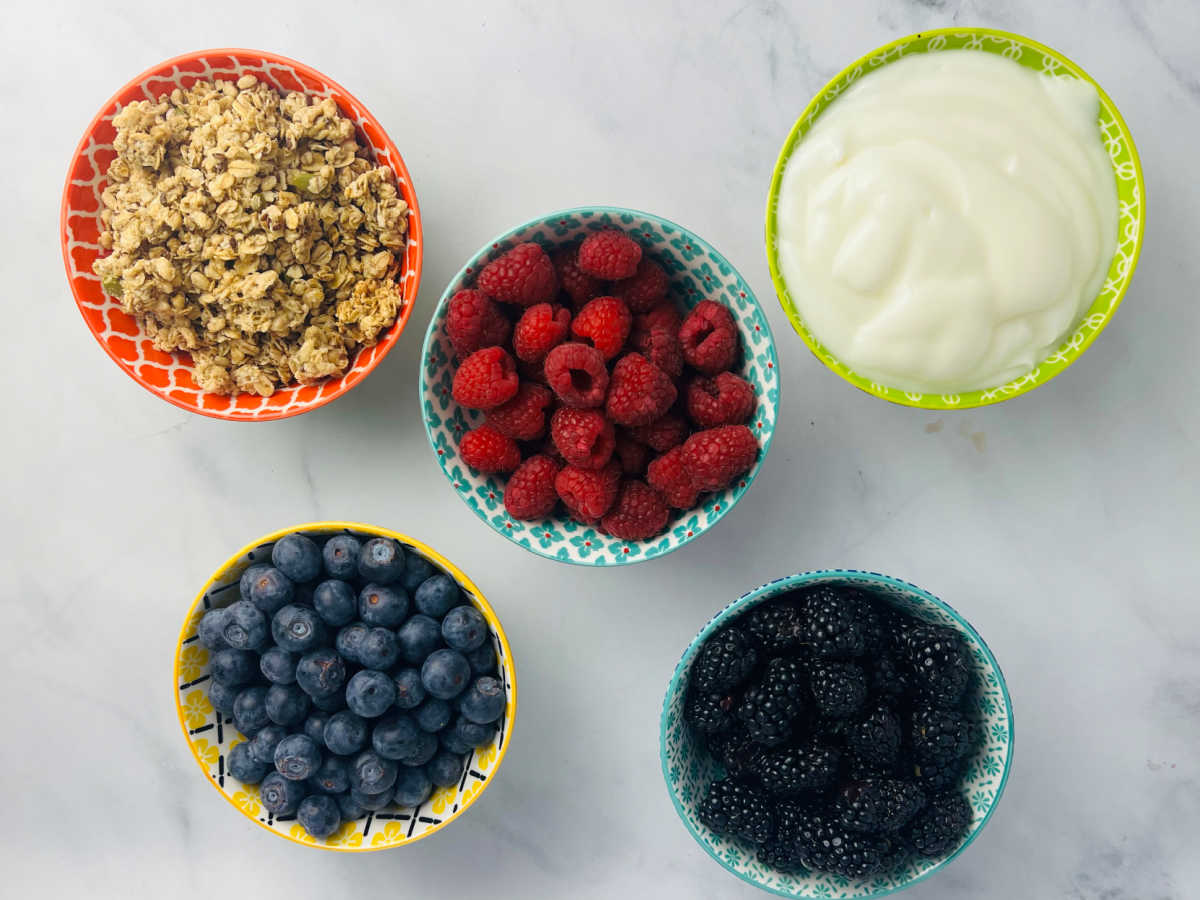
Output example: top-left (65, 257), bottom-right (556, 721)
top-left (679, 300), bottom-right (739, 374)
top-left (629, 324), bottom-right (683, 379)
top-left (445, 289), bottom-right (511, 359)
top-left (513, 303), bottom-right (571, 363)
top-left (544, 342), bottom-right (609, 408)
top-left (680, 425), bottom-right (758, 491)
top-left (459, 424), bottom-right (522, 473)
top-left (477, 242), bottom-right (558, 307)
top-left (629, 412), bottom-right (688, 452)
top-left (555, 462), bottom-right (621, 520)
top-left (577, 229), bottom-right (642, 280)
top-left (486, 382), bottom-right (553, 440)
top-left (553, 247), bottom-right (601, 308)
top-left (637, 302), bottom-right (682, 336)
top-left (647, 445), bottom-right (701, 509)
top-left (613, 433), bottom-right (649, 475)
top-left (685, 372), bottom-right (756, 428)
top-left (601, 479), bottom-right (669, 540)
top-left (611, 258), bottom-right (669, 313)
top-left (452, 346), bottom-right (520, 410)
top-left (571, 296), bottom-right (632, 360)
top-left (550, 407), bottom-right (615, 470)
top-left (504, 454), bottom-right (561, 520)
top-left (605, 353), bottom-right (678, 427)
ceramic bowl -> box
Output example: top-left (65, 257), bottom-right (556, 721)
top-left (765, 27), bottom-right (1145, 409)
top-left (61, 49), bottom-right (423, 421)
top-left (660, 570), bottom-right (1014, 897)
top-left (173, 522), bottom-right (515, 851)
top-left (420, 206), bottom-right (780, 566)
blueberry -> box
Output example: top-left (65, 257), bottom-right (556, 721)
top-left (349, 750), bottom-right (398, 794)
top-left (335, 622), bottom-right (369, 664)
top-left (232, 685), bottom-right (271, 736)
top-left (197, 607), bottom-right (229, 650)
top-left (345, 670), bottom-right (396, 718)
top-left (296, 793), bottom-right (341, 838)
top-left (260, 771), bottom-right (306, 816)
top-left (397, 614), bottom-right (443, 666)
top-left (337, 792), bottom-right (368, 820)
top-left (421, 649), bottom-right (471, 699)
top-left (308, 755), bottom-right (350, 794)
top-left (239, 563), bottom-right (270, 602)
top-left (220, 600), bottom-right (268, 651)
top-left (313, 580), bottom-right (357, 627)
top-left (311, 690), bottom-right (346, 713)
top-left (358, 628), bottom-right (400, 671)
top-left (371, 713), bottom-right (422, 760)
top-left (402, 554), bottom-right (436, 593)
top-left (439, 728), bottom-right (472, 755)
top-left (453, 715), bottom-right (498, 749)
top-left (303, 711), bottom-right (331, 747)
top-left (272, 533), bottom-right (322, 584)
top-left (426, 751), bottom-right (465, 788)
top-left (227, 740), bottom-right (270, 783)
top-left (349, 786), bottom-right (394, 811)
top-left (441, 605), bottom-right (487, 652)
top-left (245, 566), bottom-right (295, 615)
top-left (414, 698), bottom-right (452, 733)
top-left (295, 648), bottom-right (346, 699)
top-left (391, 767), bottom-right (433, 808)
top-left (265, 683), bottom-right (310, 727)
top-left (209, 679), bottom-right (239, 716)
top-left (248, 724), bottom-right (290, 765)
top-left (466, 642), bottom-right (497, 675)
top-left (323, 534), bottom-right (362, 580)
top-left (392, 668), bottom-right (426, 709)
top-left (459, 676), bottom-right (505, 725)
top-left (414, 574), bottom-right (461, 618)
top-left (358, 537), bottom-right (405, 585)
top-left (399, 730), bottom-right (438, 767)
top-left (274, 733), bottom-right (322, 781)
top-left (324, 711), bottom-right (369, 755)
top-left (359, 584), bottom-right (409, 628)
top-left (210, 648), bottom-right (258, 686)
top-left (259, 647), bottom-right (298, 684)
top-left (271, 605), bottom-right (326, 654)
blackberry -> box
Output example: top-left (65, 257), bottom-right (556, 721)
top-left (737, 658), bottom-right (807, 746)
top-left (799, 587), bottom-right (868, 658)
top-left (910, 708), bottom-right (972, 765)
top-left (686, 689), bottom-right (736, 735)
top-left (752, 739), bottom-right (840, 797)
top-left (809, 661), bottom-right (868, 719)
top-left (697, 778), bottom-right (775, 845)
top-left (836, 778), bottom-right (926, 833)
top-left (743, 600), bottom-right (804, 653)
top-left (845, 705), bottom-right (903, 768)
top-left (904, 625), bottom-right (971, 709)
top-left (756, 800), bottom-right (810, 874)
top-left (908, 755), bottom-right (966, 793)
top-left (858, 598), bottom-right (891, 656)
top-left (865, 652), bottom-right (910, 705)
top-left (691, 626), bottom-right (759, 694)
top-left (905, 791), bottom-right (972, 857)
top-left (795, 812), bottom-right (893, 879)
top-left (707, 725), bottom-right (759, 777)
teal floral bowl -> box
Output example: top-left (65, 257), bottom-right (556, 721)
top-left (419, 207), bottom-right (780, 566)
top-left (660, 570), bottom-right (1014, 897)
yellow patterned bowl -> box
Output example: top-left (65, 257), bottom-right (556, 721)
top-left (765, 28), bottom-right (1145, 409)
top-left (173, 522), bottom-right (516, 851)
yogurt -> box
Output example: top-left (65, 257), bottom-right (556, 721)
top-left (775, 50), bottom-right (1118, 393)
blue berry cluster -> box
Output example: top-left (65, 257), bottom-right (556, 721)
top-left (198, 531), bottom-right (505, 839)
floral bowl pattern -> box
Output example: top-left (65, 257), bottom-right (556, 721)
top-left (173, 522), bottom-right (515, 851)
top-left (61, 48), bottom-right (423, 421)
top-left (660, 570), bottom-right (1014, 897)
top-left (765, 27), bottom-right (1145, 409)
top-left (419, 206), bottom-right (780, 566)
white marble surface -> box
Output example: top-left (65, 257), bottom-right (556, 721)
top-left (2, 0), bottom-right (1199, 896)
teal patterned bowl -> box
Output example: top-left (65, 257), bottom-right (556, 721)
top-left (419, 207), bottom-right (779, 566)
top-left (660, 570), bottom-right (1014, 897)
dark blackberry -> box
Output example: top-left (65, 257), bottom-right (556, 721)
top-left (691, 625), bottom-right (759, 695)
top-left (904, 625), bottom-right (971, 709)
top-left (697, 778), bottom-right (775, 845)
top-left (905, 791), bottom-right (972, 857)
top-left (835, 778), bottom-right (926, 833)
top-left (865, 652), bottom-right (910, 705)
top-left (756, 800), bottom-right (810, 874)
top-left (846, 705), bottom-right (903, 768)
top-left (743, 600), bottom-right (804, 654)
top-left (799, 587), bottom-right (868, 658)
top-left (795, 812), bottom-right (893, 879)
top-left (737, 658), bottom-right (806, 746)
top-left (686, 689), bottom-right (736, 735)
top-left (910, 708), bottom-right (972, 765)
top-left (707, 724), bottom-right (759, 777)
top-left (857, 596), bottom-right (890, 656)
top-left (809, 661), bottom-right (868, 719)
top-left (752, 739), bottom-right (840, 797)
top-left (908, 754), bottom-right (967, 793)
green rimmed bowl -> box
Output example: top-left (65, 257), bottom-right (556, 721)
top-left (765, 27), bottom-right (1145, 409)
top-left (660, 570), bottom-right (1014, 897)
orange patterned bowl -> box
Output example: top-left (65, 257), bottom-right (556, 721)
top-left (60, 49), bottom-right (423, 421)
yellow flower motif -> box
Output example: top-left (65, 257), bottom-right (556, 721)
top-left (227, 734), bottom-right (245, 750)
top-left (476, 742), bottom-right (497, 768)
top-left (179, 645), bottom-right (209, 681)
top-left (289, 824), bottom-right (317, 844)
top-left (192, 738), bottom-right (219, 767)
top-left (234, 785), bottom-right (261, 817)
top-left (186, 605), bottom-right (206, 637)
top-left (461, 779), bottom-right (483, 803)
top-left (371, 821), bottom-right (407, 846)
top-left (326, 821), bottom-right (363, 847)
top-left (430, 785), bottom-right (458, 815)
top-left (181, 689), bottom-right (213, 729)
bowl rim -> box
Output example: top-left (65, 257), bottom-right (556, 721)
top-left (172, 520), bottom-right (517, 852)
top-left (61, 47), bottom-right (424, 422)
top-left (418, 204), bottom-right (780, 566)
top-left (764, 26), bottom-right (1146, 410)
top-left (659, 568), bottom-right (1015, 897)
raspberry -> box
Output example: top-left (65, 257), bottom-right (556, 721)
top-left (600, 479), bottom-right (669, 540)
top-left (629, 324), bottom-right (683, 378)
top-left (629, 412), bottom-right (688, 452)
top-left (555, 462), bottom-right (621, 520)
top-left (451, 346), bottom-right (519, 410)
top-left (680, 425), bottom-right (758, 491)
top-left (646, 445), bottom-right (700, 508)
top-left (577, 229), bottom-right (642, 280)
top-left (550, 407), bottom-right (615, 470)
top-left (685, 372), bottom-right (756, 427)
top-left (637, 302), bottom-right (682, 335)
top-left (445, 289), bottom-right (511, 359)
top-left (611, 258), bottom-right (669, 312)
top-left (517, 358), bottom-right (548, 386)
top-left (477, 242), bottom-right (558, 307)
top-left (459, 424), bottom-right (521, 473)
top-left (503, 454), bottom-right (560, 520)
top-left (513, 303), bottom-right (571, 363)
top-left (605, 353), bottom-right (677, 427)
top-left (613, 434), bottom-right (649, 475)
top-left (571, 296), bottom-right (632, 360)
top-left (543, 342), bottom-right (609, 408)
top-left (553, 247), bottom-right (601, 308)
top-left (485, 382), bottom-right (553, 440)
top-left (679, 300), bottom-right (739, 374)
